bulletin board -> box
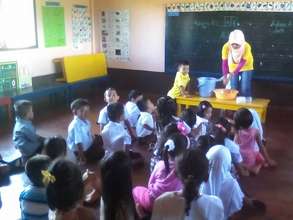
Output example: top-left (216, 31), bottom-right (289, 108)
top-left (0, 62), bottom-right (18, 93)
top-left (42, 5), bottom-right (66, 47)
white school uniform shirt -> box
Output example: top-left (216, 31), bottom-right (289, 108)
top-left (224, 138), bottom-right (243, 164)
top-left (151, 191), bottom-right (224, 220)
top-left (201, 145), bottom-right (244, 220)
top-left (67, 116), bottom-right (93, 151)
top-left (136, 112), bottom-right (154, 138)
top-left (249, 108), bottom-right (263, 151)
top-left (125, 101), bottom-right (140, 127)
top-left (97, 105), bottom-right (109, 125)
top-left (101, 121), bottom-right (131, 154)
top-left (97, 105), bottom-right (130, 126)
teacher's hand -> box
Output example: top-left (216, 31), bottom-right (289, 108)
top-left (223, 73), bottom-right (232, 86)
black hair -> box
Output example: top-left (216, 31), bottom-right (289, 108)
top-left (176, 149), bottom-right (209, 216)
top-left (46, 160), bottom-right (84, 212)
top-left (104, 87), bottom-right (117, 97)
top-left (197, 135), bottom-right (215, 155)
top-left (101, 151), bottom-right (137, 220)
top-left (14, 100), bottom-right (32, 118)
top-left (43, 136), bottom-right (67, 160)
top-left (107, 102), bottom-right (124, 122)
top-left (128, 90), bottom-right (143, 101)
top-left (70, 98), bottom-right (89, 112)
top-left (234, 108), bottom-right (253, 130)
top-left (156, 96), bottom-right (177, 130)
top-left (25, 154), bottom-right (51, 187)
top-left (180, 107), bottom-right (197, 128)
top-left (136, 97), bottom-right (149, 112)
top-left (163, 133), bottom-right (188, 174)
top-left (177, 60), bottom-right (190, 69)
top-left (213, 117), bottom-right (232, 146)
top-left (197, 101), bottom-right (213, 118)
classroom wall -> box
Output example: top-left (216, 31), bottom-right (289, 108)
top-left (94, 0), bottom-right (276, 72)
top-left (0, 0), bottom-right (94, 77)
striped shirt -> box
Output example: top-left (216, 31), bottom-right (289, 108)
top-left (19, 186), bottom-right (49, 220)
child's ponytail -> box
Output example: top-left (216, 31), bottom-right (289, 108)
top-left (163, 133), bottom-right (188, 175)
top-left (183, 175), bottom-right (199, 216)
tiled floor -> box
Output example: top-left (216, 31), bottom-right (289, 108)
top-left (0, 94), bottom-right (293, 220)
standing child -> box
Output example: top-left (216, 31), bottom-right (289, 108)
top-left (234, 108), bottom-right (276, 175)
top-left (67, 98), bottom-right (93, 164)
top-left (136, 98), bottom-right (156, 145)
top-left (125, 90), bottom-right (143, 128)
top-left (101, 102), bottom-right (131, 155)
top-left (151, 149), bottom-right (224, 220)
top-left (19, 154), bottom-right (51, 220)
top-left (133, 133), bottom-right (188, 217)
top-left (194, 101), bottom-right (213, 138)
top-left (13, 100), bottom-right (45, 162)
top-left (167, 61), bottom-right (190, 99)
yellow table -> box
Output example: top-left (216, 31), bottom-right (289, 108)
top-left (176, 96), bottom-right (270, 123)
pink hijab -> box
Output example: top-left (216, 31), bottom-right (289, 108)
top-left (228, 30), bottom-right (246, 65)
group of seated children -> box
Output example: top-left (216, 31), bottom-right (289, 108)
top-left (6, 80), bottom-right (276, 220)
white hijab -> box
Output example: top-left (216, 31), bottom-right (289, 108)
top-left (202, 145), bottom-right (244, 219)
top-left (228, 30), bottom-right (246, 65)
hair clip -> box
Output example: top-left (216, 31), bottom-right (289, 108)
top-left (177, 121), bottom-right (191, 136)
top-left (201, 104), bottom-right (206, 109)
top-left (41, 170), bottom-right (56, 185)
top-left (164, 139), bottom-right (176, 152)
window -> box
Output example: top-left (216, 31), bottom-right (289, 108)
top-left (0, 0), bottom-right (37, 50)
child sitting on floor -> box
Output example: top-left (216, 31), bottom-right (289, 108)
top-left (19, 154), bottom-right (51, 220)
top-left (46, 159), bottom-right (97, 220)
top-left (167, 60), bottom-right (190, 99)
top-left (13, 100), bottom-right (45, 162)
top-left (97, 87), bottom-right (135, 140)
top-left (136, 98), bottom-right (156, 145)
top-left (101, 102), bottom-right (131, 155)
top-left (97, 87), bottom-right (120, 130)
top-left (151, 149), bottom-right (224, 220)
top-left (133, 133), bottom-right (188, 218)
top-left (125, 90), bottom-right (143, 128)
top-left (43, 136), bottom-right (67, 161)
top-left (179, 107), bottom-right (198, 148)
top-left (194, 101), bottom-right (214, 138)
top-left (100, 151), bottom-right (138, 220)
top-left (234, 108), bottom-right (276, 175)
top-left (67, 98), bottom-right (93, 164)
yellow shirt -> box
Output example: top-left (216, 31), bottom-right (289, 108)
top-left (222, 42), bottom-right (254, 73)
top-left (167, 71), bottom-right (190, 99)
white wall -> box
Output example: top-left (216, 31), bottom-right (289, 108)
top-left (0, 0), bottom-right (94, 77)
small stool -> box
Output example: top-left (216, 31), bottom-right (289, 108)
top-left (0, 96), bottom-right (12, 129)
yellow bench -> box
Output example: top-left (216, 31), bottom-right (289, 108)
top-left (176, 96), bottom-right (270, 123)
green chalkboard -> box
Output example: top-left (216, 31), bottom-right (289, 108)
top-left (165, 11), bottom-right (293, 82)
top-left (0, 62), bottom-right (18, 92)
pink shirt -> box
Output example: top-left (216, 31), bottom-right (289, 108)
top-left (148, 161), bottom-right (182, 200)
top-left (235, 127), bottom-right (258, 153)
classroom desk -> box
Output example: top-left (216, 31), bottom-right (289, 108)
top-left (176, 96), bottom-right (270, 123)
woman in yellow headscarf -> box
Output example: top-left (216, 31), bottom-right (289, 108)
top-left (222, 30), bottom-right (254, 99)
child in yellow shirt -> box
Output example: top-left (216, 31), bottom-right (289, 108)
top-left (167, 61), bottom-right (190, 99)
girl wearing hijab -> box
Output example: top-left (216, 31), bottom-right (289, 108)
top-left (201, 145), bottom-right (244, 219)
top-left (222, 30), bottom-right (254, 100)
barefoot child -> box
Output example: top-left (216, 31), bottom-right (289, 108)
top-left (234, 108), bottom-right (276, 175)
